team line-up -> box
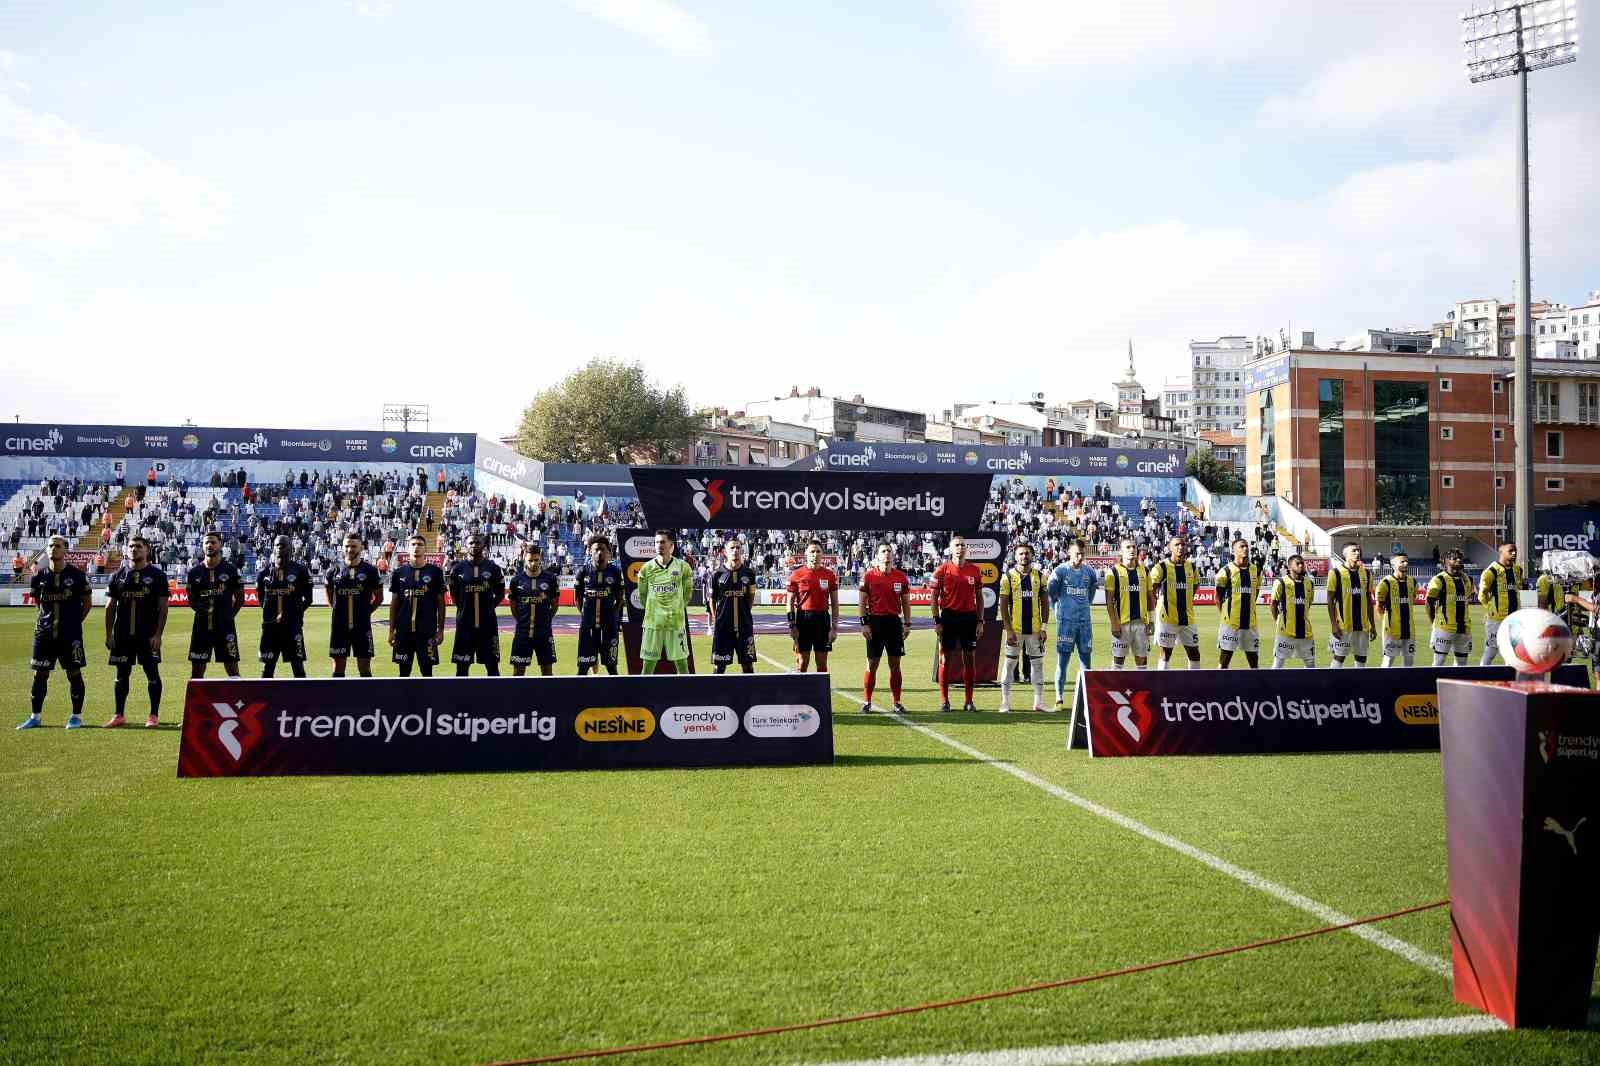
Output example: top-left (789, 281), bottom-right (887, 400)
top-left (15, 526), bottom-right (1589, 730)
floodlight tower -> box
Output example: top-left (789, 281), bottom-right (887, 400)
top-left (1461, 0), bottom-right (1580, 563)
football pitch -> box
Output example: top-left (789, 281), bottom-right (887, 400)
top-left (2, 607), bottom-right (1596, 1065)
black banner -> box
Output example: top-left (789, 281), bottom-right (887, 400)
top-left (178, 674), bottom-right (832, 777)
top-left (630, 466), bottom-right (991, 531)
top-left (1067, 665), bottom-right (1591, 757)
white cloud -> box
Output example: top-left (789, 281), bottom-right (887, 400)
top-left (0, 93), bottom-right (226, 250)
top-left (354, 1), bottom-right (393, 18)
top-left (562, 0), bottom-right (713, 56)
top-left (0, 50), bottom-right (28, 95)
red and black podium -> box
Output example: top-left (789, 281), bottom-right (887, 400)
top-left (1438, 679), bottom-right (1600, 1028)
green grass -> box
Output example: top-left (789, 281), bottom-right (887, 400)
top-left (1, 607), bottom-right (1596, 1065)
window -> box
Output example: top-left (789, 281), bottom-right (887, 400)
top-left (1547, 431), bottom-right (1563, 458)
top-left (1373, 380), bottom-right (1430, 524)
top-left (1493, 379), bottom-right (1504, 394)
top-left (1493, 427), bottom-right (1506, 442)
top-left (1442, 475), bottom-right (1455, 488)
top-left (1580, 382), bottom-right (1600, 425)
top-left (1440, 426), bottom-right (1453, 441)
top-left (1536, 381), bottom-right (1559, 422)
top-left (1495, 476), bottom-right (1506, 489)
top-left (1318, 379), bottom-right (1345, 510)
top-left (1260, 389), bottom-right (1276, 497)
top-left (1546, 478), bottom-right (1565, 491)
top-left (1440, 378), bottom-right (1453, 392)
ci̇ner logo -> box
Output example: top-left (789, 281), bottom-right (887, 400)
top-left (687, 478), bottom-right (725, 522)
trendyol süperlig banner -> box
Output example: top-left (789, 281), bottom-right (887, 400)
top-left (1, 423), bottom-right (473, 465)
top-left (177, 674), bottom-right (833, 777)
top-left (631, 467), bottom-right (992, 531)
top-left (1067, 664), bottom-right (1591, 757)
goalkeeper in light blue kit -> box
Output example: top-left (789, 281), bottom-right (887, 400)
top-left (637, 529), bottom-right (695, 674)
top-left (1046, 537), bottom-right (1098, 710)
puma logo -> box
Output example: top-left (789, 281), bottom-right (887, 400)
top-left (1543, 816), bottom-right (1586, 856)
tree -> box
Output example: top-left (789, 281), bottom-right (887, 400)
top-left (1186, 451), bottom-right (1245, 495)
top-left (516, 359), bottom-right (699, 465)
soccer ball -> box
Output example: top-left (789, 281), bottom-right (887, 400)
top-left (1496, 609), bottom-right (1573, 675)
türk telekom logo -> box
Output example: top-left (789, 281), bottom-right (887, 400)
top-left (687, 478), bottom-right (725, 522)
top-left (1107, 689), bottom-right (1154, 744)
top-left (213, 700), bottom-right (267, 762)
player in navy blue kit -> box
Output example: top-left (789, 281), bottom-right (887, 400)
top-left (257, 535), bottom-right (314, 678)
top-left (187, 530), bottom-right (245, 679)
top-left (389, 533), bottom-right (446, 676)
top-left (449, 533), bottom-right (506, 676)
top-left (104, 535), bottom-right (170, 728)
top-left (327, 533), bottom-right (384, 677)
top-left (509, 542), bottom-right (561, 676)
top-left (706, 540), bottom-right (757, 674)
top-left (574, 535), bottom-right (623, 676)
top-left (17, 535), bottom-right (92, 730)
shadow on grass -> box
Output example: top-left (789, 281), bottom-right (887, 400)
top-left (832, 753), bottom-right (987, 768)
top-left (835, 712), bottom-right (1065, 727)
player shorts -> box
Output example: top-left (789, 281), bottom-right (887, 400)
top-left (862, 615), bottom-right (906, 660)
top-left (642, 623), bottom-right (690, 663)
top-left (1110, 624), bottom-right (1150, 661)
top-left (1218, 624), bottom-right (1259, 654)
top-left (1430, 629), bottom-right (1472, 657)
top-left (938, 610), bottom-right (979, 652)
top-left (1155, 622), bottom-right (1200, 650)
top-left (108, 636), bottom-right (161, 668)
top-left (30, 632), bottom-right (87, 672)
top-left (1483, 618), bottom-right (1502, 652)
top-left (1004, 632), bottom-right (1045, 661)
top-left (510, 630), bottom-right (557, 667)
top-left (452, 625), bottom-right (502, 666)
top-left (1327, 631), bottom-right (1371, 660)
top-left (391, 630), bottom-right (440, 667)
top-left (188, 624), bottom-right (240, 664)
top-left (793, 610), bottom-right (833, 654)
top-left (711, 627), bottom-right (757, 667)
top-left (1057, 620), bottom-right (1092, 663)
top-left (576, 625), bottom-right (619, 669)
top-left (259, 625), bottom-right (307, 664)
top-left (329, 625), bottom-right (375, 660)
top-left (1274, 636), bottom-right (1316, 664)
top-left (1382, 637), bottom-right (1417, 663)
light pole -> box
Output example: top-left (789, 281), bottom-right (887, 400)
top-left (1461, 1), bottom-right (1579, 562)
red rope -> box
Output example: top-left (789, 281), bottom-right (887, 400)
top-left (485, 898), bottom-right (1449, 1065)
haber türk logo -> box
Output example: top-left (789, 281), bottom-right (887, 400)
top-left (687, 478), bottom-right (725, 522)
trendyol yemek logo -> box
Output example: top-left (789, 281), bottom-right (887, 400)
top-left (687, 478), bottom-right (726, 522)
top-left (213, 699), bottom-right (268, 762)
top-left (213, 432), bottom-right (269, 456)
top-left (4, 427), bottom-right (64, 452)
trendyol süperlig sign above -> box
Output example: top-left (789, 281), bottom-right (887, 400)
top-left (0, 423), bottom-right (474, 464)
top-left (630, 466), bottom-right (992, 530)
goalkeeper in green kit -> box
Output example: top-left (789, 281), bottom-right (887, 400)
top-left (638, 529), bottom-right (695, 674)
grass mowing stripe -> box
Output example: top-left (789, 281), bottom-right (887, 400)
top-left (756, 653), bottom-right (1451, 980)
top-left (805, 1015), bottom-right (1508, 1066)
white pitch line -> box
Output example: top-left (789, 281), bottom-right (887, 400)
top-left (804, 1015), bottom-right (1506, 1066)
top-left (759, 654), bottom-right (1450, 978)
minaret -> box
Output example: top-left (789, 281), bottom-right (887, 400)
top-left (1116, 339), bottom-right (1145, 420)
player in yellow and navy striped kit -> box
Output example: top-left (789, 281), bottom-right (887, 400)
top-left (1476, 543), bottom-right (1524, 665)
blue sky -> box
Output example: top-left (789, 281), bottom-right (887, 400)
top-left (3, 1), bottom-right (1596, 436)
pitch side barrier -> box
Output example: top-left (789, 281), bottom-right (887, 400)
top-left (177, 673), bottom-right (832, 777)
top-left (1066, 664), bottom-right (1591, 757)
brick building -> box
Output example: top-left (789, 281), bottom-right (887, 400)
top-left (1245, 349), bottom-right (1600, 531)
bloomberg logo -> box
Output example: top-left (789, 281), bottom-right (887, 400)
top-left (411, 435), bottom-right (464, 459)
top-left (213, 432), bottom-right (269, 456)
top-left (4, 427), bottom-right (63, 452)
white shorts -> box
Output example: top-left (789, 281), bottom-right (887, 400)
top-left (1383, 637), bottom-right (1417, 662)
top-left (1483, 618), bottom-right (1501, 649)
top-left (1155, 623), bottom-right (1199, 650)
top-left (1218, 625), bottom-right (1259, 654)
top-left (1431, 629), bottom-right (1471, 657)
top-left (1274, 636), bottom-right (1316, 664)
top-left (1110, 624), bottom-right (1151, 661)
top-left (1004, 633), bottom-right (1046, 660)
top-left (1328, 631), bottom-right (1371, 659)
